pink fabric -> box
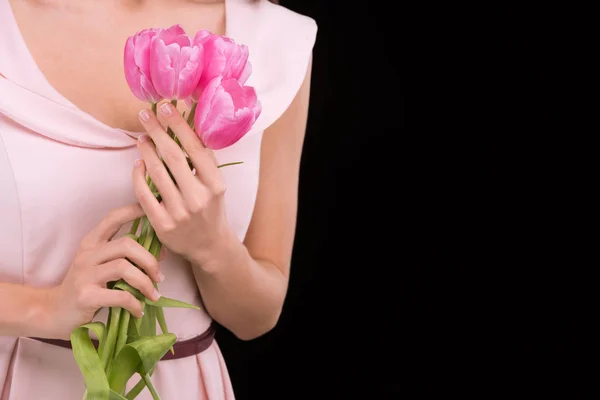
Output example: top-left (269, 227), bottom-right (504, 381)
top-left (0, 0), bottom-right (316, 398)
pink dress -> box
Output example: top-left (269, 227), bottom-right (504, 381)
top-left (0, 0), bottom-right (317, 398)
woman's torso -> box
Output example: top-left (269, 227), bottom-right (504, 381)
top-left (0, 0), bottom-right (265, 340)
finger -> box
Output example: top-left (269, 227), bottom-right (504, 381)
top-left (82, 203), bottom-right (145, 247)
top-left (95, 258), bottom-right (161, 302)
top-left (88, 236), bottom-right (164, 283)
top-left (155, 103), bottom-right (209, 201)
top-left (159, 102), bottom-right (225, 192)
top-left (158, 246), bottom-right (168, 261)
top-left (136, 134), bottom-right (184, 213)
top-left (132, 159), bottom-right (172, 232)
top-left (139, 106), bottom-right (196, 189)
top-left (203, 147), bottom-right (219, 165)
top-left (93, 288), bottom-right (145, 319)
top-left (155, 100), bottom-right (170, 131)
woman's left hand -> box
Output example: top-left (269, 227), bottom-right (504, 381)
top-left (133, 102), bottom-right (233, 266)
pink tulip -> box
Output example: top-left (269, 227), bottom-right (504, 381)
top-left (150, 25), bottom-right (204, 100)
top-left (124, 28), bottom-right (163, 103)
top-left (192, 30), bottom-right (252, 100)
top-left (194, 77), bottom-right (261, 150)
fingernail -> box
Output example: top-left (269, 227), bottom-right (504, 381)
top-left (140, 311), bottom-right (145, 317)
top-left (160, 103), bottom-right (172, 116)
top-left (134, 159), bottom-right (143, 167)
top-left (153, 289), bottom-right (161, 300)
top-left (139, 110), bottom-right (151, 121)
top-left (157, 272), bottom-right (165, 282)
top-left (138, 134), bottom-right (150, 143)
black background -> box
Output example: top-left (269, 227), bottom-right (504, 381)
top-left (209, 3), bottom-right (592, 399)
top-left (215, 1), bottom-right (402, 399)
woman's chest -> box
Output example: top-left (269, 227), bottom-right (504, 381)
top-left (10, 0), bottom-right (225, 132)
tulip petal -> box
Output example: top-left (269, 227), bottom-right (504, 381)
top-left (133, 33), bottom-right (155, 79)
top-left (124, 37), bottom-right (146, 102)
top-left (158, 24), bottom-right (188, 46)
top-left (195, 76), bottom-right (222, 130)
top-left (194, 77), bottom-right (261, 150)
top-left (150, 39), bottom-right (180, 99)
top-left (193, 29), bottom-right (213, 45)
top-left (139, 75), bottom-right (161, 103)
top-left (196, 46), bottom-right (227, 93)
top-left (205, 108), bottom-right (256, 150)
top-left (202, 84), bottom-right (235, 135)
top-left (227, 45), bottom-right (249, 81)
top-left (220, 79), bottom-right (247, 109)
top-left (238, 61), bottom-right (252, 86)
top-left (124, 29), bottom-right (162, 103)
top-left (176, 45), bottom-right (204, 99)
top-left (193, 34), bottom-right (252, 97)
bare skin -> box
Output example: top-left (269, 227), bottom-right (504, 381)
top-left (0, 0), bottom-right (312, 340)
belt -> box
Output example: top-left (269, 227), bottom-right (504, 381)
top-left (29, 322), bottom-right (216, 361)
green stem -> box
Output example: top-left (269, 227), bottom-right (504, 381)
top-left (115, 310), bottom-right (130, 358)
top-left (138, 217), bottom-right (150, 246)
top-left (143, 374), bottom-right (161, 400)
top-left (151, 103), bottom-right (157, 116)
top-left (125, 379), bottom-right (146, 400)
top-left (125, 366), bottom-right (155, 400)
top-left (149, 236), bottom-right (162, 260)
top-left (187, 102), bottom-right (197, 129)
top-left (167, 100), bottom-right (178, 142)
top-left (101, 307), bottom-right (122, 373)
top-left (217, 161), bottom-right (244, 169)
top-left (129, 217), bottom-right (141, 236)
top-left (142, 224), bottom-right (155, 251)
top-left (146, 174), bottom-right (161, 201)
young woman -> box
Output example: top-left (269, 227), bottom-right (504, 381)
top-left (0, 0), bottom-right (316, 398)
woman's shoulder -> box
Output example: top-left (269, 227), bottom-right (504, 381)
top-left (228, 1), bottom-right (317, 48)
top-left (256, 1), bottom-right (317, 35)
top-left (227, 0), bottom-right (318, 135)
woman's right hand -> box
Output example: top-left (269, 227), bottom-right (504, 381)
top-left (45, 203), bottom-right (164, 340)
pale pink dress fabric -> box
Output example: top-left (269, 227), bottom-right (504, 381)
top-left (0, 0), bottom-right (316, 398)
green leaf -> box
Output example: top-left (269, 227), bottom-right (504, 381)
top-left (154, 305), bottom-right (174, 355)
top-left (108, 334), bottom-right (176, 395)
top-left (139, 305), bottom-right (157, 337)
top-left (110, 390), bottom-right (128, 400)
top-left (145, 296), bottom-right (200, 310)
top-left (139, 304), bottom-right (157, 337)
top-left (85, 322), bottom-right (107, 357)
top-left (155, 306), bottom-right (169, 333)
top-left (71, 323), bottom-right (110, 400)
top-left (113, 280), bottom-right (145, 302)
top-left (134, 303), bottom-right (145, 334)
top-left (127, 315), bottom-right (139, 338)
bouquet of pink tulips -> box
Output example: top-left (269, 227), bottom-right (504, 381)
top-left (70, 25), bottom-right (261, 400)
